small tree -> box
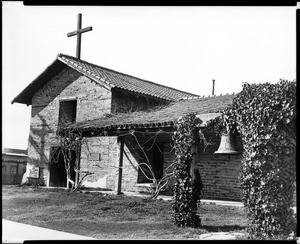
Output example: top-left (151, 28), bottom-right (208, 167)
top-left (52, 127), bottom-right (93, 191)
top-left (128, 130), bottom-right (176, 199)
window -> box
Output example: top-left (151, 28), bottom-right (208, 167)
top-left (58, 100), bottom-right (77, 126)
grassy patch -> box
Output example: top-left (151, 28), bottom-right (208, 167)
top-left (2, 185), bottom-right (248, 239)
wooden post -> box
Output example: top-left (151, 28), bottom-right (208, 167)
top-left (74, 148), bottom-right (80, 189)
top-left (212, 79), bottom-right (215, 96)
top-left (117, 136), bottom-right (125, 195)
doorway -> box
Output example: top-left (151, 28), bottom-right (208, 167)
top-left (152, 144), bottom-right (164, 180)
top-left (49, 146), bottom-right (76, 187)
top-left (137, 143), bottom-right (164, 183)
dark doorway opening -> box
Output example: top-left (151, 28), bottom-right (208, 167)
top-left (152, 144), bottom-right (164, 179)
top-left (49, 146), bottom-right (76, 187)
top-left (137, 143), bottom-right (164, 183)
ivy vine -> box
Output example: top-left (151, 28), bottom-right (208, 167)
top-left (172, 113), bottom-right (203, 228)
top-left (221, 80), bottom-right (296, 239)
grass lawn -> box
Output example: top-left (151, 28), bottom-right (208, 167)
top-left (2, 185), bottom-right (248, 239)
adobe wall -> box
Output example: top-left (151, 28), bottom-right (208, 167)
top-left (79, 134), bottom-right (142, 191)
top-left (78, 130), bottom-right (243, 201)
top-left (111, 88), bottom-right (168, 114)
top-left (28, 67), bottom-right (112, 185)
top-left (122, 132), bottom-right (175, 193)
top-left (198, 153), bottom-right (243, 201)
top-left (78, 131), bottom-right (175, 193)
top-left (123, 129), bottom-right (243, 201)
top-left (79, 136), bottom-right (119, 190)
top-left (26, 65), bottom-right (243, 200)
top-left (197, 133), bottom-right (243, 201)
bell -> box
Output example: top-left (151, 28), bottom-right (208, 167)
top-left (214, 133), bottom-right (240, 154)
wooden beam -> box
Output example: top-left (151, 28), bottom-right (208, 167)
top-left (117, 136), bottom-right (125, 195)
top-left (67, 27), bottom-right (93, 37)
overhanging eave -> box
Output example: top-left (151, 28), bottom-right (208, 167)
top-left (11, 57), bottom-right (67, 105)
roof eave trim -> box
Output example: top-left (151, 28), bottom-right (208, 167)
top-left (57, 55), bottom-right (113, 91)
top-left (11, 57), bottom-right (65, 105)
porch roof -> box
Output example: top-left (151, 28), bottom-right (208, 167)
top-left (64, 93), bottom-right (236, 132)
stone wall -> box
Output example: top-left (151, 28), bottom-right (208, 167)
top-left (28, 67), bottom-right (112, 185)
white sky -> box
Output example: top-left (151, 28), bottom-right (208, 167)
top-left (2, 2), bottom-right (296, 150)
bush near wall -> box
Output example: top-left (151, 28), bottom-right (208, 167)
top-left (222, 80), bottom-right (296, 239)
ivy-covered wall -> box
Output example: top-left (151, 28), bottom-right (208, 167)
top-left (220, 80), bottom-right (296, 239)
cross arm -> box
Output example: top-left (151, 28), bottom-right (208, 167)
top-left (67, 26), bottom-right (93, 37)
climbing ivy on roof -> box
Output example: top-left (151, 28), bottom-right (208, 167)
top-left (222, 80), bottom-right (296, 239)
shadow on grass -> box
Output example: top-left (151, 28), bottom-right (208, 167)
top-left (201, 225), bottom-right (246, 232)
top-left (44, 219), bottom-right (187, 238)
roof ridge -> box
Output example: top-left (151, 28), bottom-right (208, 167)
top-left (57, 53), bottom-right (199, 98)
top-left (180, 92), bottom-right (236, 100)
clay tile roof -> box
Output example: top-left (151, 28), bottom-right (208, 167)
top-left (66, 93), bottom-right (237, 131)
top-left (12, 53), bottom-right (199, 105)
top-left (57, 53), bottom-right (199, 101)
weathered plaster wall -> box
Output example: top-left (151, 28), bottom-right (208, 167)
top-left (79, 136), bottom-right (119, 190)
top-left (78, 132), bottom-right (176, 193)
top-left (28, 66), bottom-right (112, 185)
top-left (79, 135), bottom-right (144, 192)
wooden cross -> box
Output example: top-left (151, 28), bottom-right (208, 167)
top-left (67, 13), bottom-right (92, 59)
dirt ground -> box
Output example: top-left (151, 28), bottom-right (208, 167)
top-left (2, 185), bottom-right (248, 239)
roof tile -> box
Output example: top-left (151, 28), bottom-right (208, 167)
top-left (67, 94), bottom-right (237, 131)
top-left (58, 53), bottom-right (198, 101)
